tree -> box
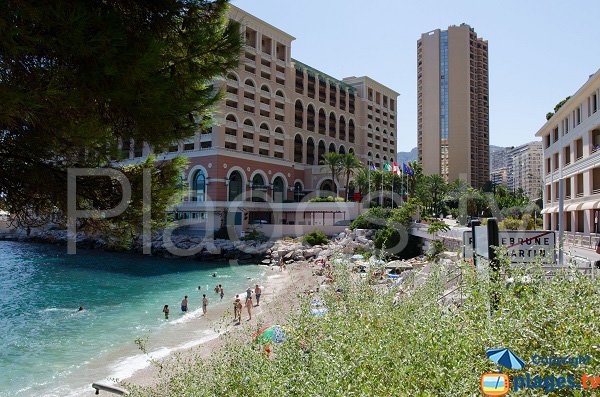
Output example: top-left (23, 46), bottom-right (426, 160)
top-left (0, 0), bottom-right (242, 229)
top-left (340, 153), bottom-right (363, 201)
top-left (320, 152), bottom-right (343, 197)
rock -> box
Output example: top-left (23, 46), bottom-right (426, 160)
top-left (318, 249), bottom-right (331, 258)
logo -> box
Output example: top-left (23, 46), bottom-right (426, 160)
top-left (480, 373), bottom-right (510, 396)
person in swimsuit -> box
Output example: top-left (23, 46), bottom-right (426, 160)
top-left (181, 296), bottom-right (188, 312)
top-left (245, 295), bottom-right (253, 320)
top-left (246, 287), bottom-right (252, 299)
top-left (162, 304), bottom-right (169, 319)
top-left (202, 294), bottom-right (208, 314)
top-left (219, 285), bottom-right (224, 300)
top-left (234, 295), bottom-right (242, 323)
top-left (254, 284), bottom-right (262, 306)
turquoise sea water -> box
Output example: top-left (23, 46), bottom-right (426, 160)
top-left (0, 241), bottom-right (264, 397)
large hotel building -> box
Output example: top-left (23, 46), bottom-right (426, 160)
top-left (122, 6), bottom-right (399, 230)
top-left (538, 69), bottom-right (600, 234)
top-left (417, 24), bottom-right (489, 188)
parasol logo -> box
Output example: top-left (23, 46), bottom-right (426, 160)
top-left (480, 373), bottom-right (510, 396)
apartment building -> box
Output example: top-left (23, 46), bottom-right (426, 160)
top-left (417, 24), bottom-right (489, 188)
top-left (120, 5), bottom-right (398, 230)
top-left (537, 69), bottom-right (600, 233)
top-left (507, 141), bottom-right (543, 200)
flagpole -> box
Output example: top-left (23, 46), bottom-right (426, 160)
top-left (381, 169), bottom-right (384, 208)
top-left (391, 173), bottom-right (394, 209)
top-left (368, 160), bottom-right (371, 206)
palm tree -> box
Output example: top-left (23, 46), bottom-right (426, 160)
top-left (340, 153), bottom-right (363, 200)
top-left (320, 152), bottom-right (343, 197)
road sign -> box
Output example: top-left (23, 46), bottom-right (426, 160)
top-left (463, 230), bottom-right (556, 263)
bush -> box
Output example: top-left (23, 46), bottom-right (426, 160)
top-left (426, 239), bottom-right (446, 262)
top-left (373, 226), bottom-right (400, 252)
top-left (308, 196), bottom-right (345, 203)
top-left (350, 207), bottom-right (392, 230)
top-left (499, 217), bottom-right (522, 230)
top-left (212, 226), bottom-right (230, 240)
top-left (240, 228), bottom-right (267, 242)
top-left (303, 230), bottom-right (328, 246)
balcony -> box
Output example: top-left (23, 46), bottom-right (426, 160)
top-left (225, 135), bottom-right (237, 143)
top-left (244, 59), bottom-right (256, 68)
top-left (226, 92), bottom-right (237, 101)
top-left (259, 103), bottom-right (270, 112)
top-left (243, 98), bottom-right (255, 107)
top-left (225, 120), bottom-right (237, 129)
top-left (200, 133), bottom-right (212, 142)
top-left (243, 138), bottom-right (254, 147)
top-left (276, 71), bottom-right (285, 80)
top-left (259, 142), bottom-right (269, 150)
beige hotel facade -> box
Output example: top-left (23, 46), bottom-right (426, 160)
top-left (121, 5), bottom-right (398, 228)
top-left (538, 69), bottom-right (600, 234)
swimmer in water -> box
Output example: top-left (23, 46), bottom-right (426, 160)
top-left (78, 306), bottom-right (84, 312)
top-left (212, 272), bottom-right (217, 277)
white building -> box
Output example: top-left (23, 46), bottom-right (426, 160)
top-left (537, 69), bottom-right (600, 233)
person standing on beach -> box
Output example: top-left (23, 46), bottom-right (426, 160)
top-left (246, 287), bottom-right (252, 299)
top-left (245, 295), bottom-right (253, 320)
top-left (254, 284), bottom-right (262, 306)
top-left (219, 285), bottom-right (224, 300)
top-left (162, 304), bottom-right (169, 319)
top-left (181, 296), bottom-right (188, 313)
top-left (202, 294), bottom-right (208, 314)
top-left (233, 295), bottom-right (242, 323)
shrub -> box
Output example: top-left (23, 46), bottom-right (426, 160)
top-left (308, 196), bottom-right (345, 203)
top-left (240, 228), bottom-right (267, 242)
top-left (500, 217), bottom-right (522, 230)
top-left (303, 230), bottom-right (328, 246)
top-left (373, 226), bottom-right (400, 252)
top-left (212, 226), bottom-right (230, 240)
top-left (350, 207), bottom-right (392, 230)
top-left (426, 239), bottom-right (446, 262)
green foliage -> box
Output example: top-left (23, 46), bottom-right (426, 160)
top-left (339, 153), bottom-right (363, 201)
top-left (212, 226), bottom-right (231, 240)
top-left (308, 196), bottom-right (345, 203)
top-left (426, 221), bottom-right (450, 236)
top-left (388, 198), bottom-right (418, 228)
top-left (127, 253), bottom-right (600, 396)
top-left (303, 230), bottom-right (328, 246)
top-left (320, 152), bottom-right (344, 197)
top-left (240, 228), bottom-right (267, 242)
top-left (499, 217), bottom-right (522, 230)
top-left (554, 96), bottom-right (571, 113)
top-left (350, 207), bottom-right (391, 230)
top-left (0, 0), bottom-right (241, 228)
top-left (373, 226), bottom-right (400, 251)
top-left (425, 239), bottom-right (446, 262)
top-left (546, 112), bottom-right (554, 120)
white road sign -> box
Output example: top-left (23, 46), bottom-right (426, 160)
top-left (463, 230), bottom-right (556, 263)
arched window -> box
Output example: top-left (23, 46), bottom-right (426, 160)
top-left (260, 85), bottom-right (270, 95)
top-left (251, 174), bottom-right (266, 202)
top-left (260, 123), bottom-right (269, 132)
top-left (226, 114), bottom-right (237, 122)
top-left (318, 140), bottom-right (326, 164)
top-left (307, 104), bottom-right (315, 132)
top-left (227, 73), bottom-right (238, 82)
top-left (339, 116), bottom-right (346, 141)
top-left (339, 145), bottom-right (346, 155)
top-left (294, 134), bottom-right (303, 163)
top-left (318, 109), bottom-right (326, 135)
top-left (272, 177), bottom-right (285, 202)
top-left (295, 100), bottom-right (304, 128)
top-left (306, 137), bottom-right (315, 165)
top-left (275, 90), bottom-right (285, 98)
top-left (294, 182), bottom-right (304, 202)
top-left (328, 113), bottom-right (336, 138)
top-left (349, 147), bottom-right (355, 155)
top-left (228, 171), bottom-right (243, 201)
top-left (329, 142), bottom-right (336, 153)
top-left (349, 119), bottom-right (355, 143)
top-left (245, 79), bottom-right (255, 88)
top-left (191, 170), bottom-right (206, 202)
top-left (243, 118), bottom-right (254, 128)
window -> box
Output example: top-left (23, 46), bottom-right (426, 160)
top-left (191, 170), bottom-right (206, 202)
top-left (228, 171), bottom-right (243, 201)
top-left (272, 177), bottom-right (285, 202)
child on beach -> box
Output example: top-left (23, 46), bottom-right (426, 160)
top-left (233, 295), bottom-right (242, 323)
top-left (202, 294), bottom-right (208, 314)
top-left (162, 305), bottom-right (169, 319)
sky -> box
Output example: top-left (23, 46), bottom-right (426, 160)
top-left (232, 0), bottom-right (600, 152)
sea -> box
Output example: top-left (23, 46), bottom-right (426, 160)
top-left (0, 241), bottom-right (265, 397)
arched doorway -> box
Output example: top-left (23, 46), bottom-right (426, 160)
top-left (228, 171), bottom-right (243, 201)
top-left (272, 176), bottom-right (285, 203)
top-left (191, 169), bottom-right (206, 202)
top-left (319, 179), bottom-right (335, 194)
top-left (251, 173), bottom-right (266, 202)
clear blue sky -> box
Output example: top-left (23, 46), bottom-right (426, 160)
top-left (232, 0), bottom-right (600, 152)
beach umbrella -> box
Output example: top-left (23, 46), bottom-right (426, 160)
top-left (255, 325), bottom-right (285, 344)
top-left (485, 348), bottom-right (525, 370)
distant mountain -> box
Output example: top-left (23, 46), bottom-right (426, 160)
top-left (490, 145), bottom-right (510, 153)
top-left (397, 147), bottom-right (418, 164)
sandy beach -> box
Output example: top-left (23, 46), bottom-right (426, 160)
top-left (81, 260), bottom-right (317, 395)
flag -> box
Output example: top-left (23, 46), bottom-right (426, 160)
top-left (403, 163), bottom-right (410, 174)
top-left (393, 162), bottom-right (401, 176)
top-left (383, 163), bottom-right (392, 172)
top-left (369, 163), bottom-right (376, 171)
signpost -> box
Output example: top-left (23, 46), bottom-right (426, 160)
top-left (463, 230), bottom-right (556, 264)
